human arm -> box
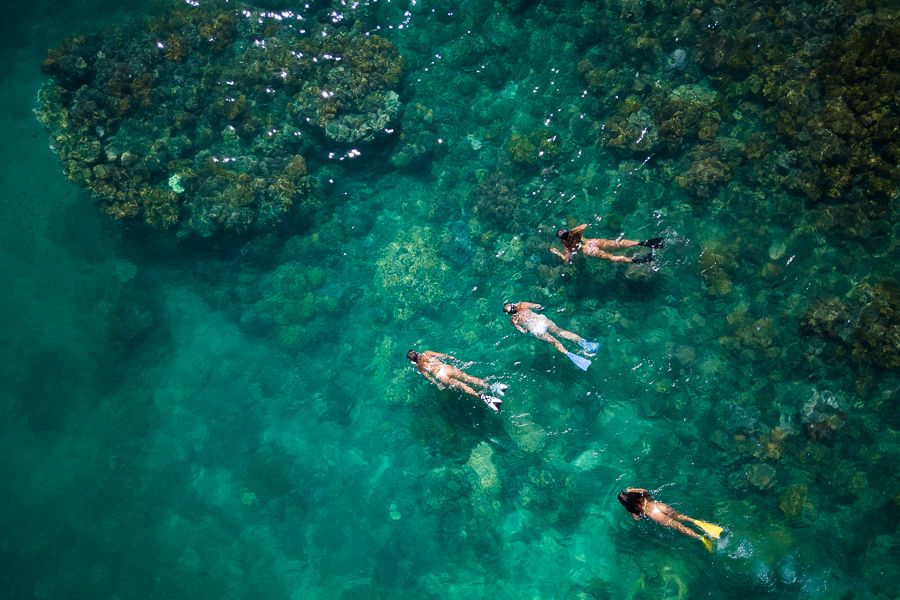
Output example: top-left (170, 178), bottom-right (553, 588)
top-left (571, 224), bottom-right (588, 235)
top-left (550, 246), bottom-right (571, 262)
top-left (519, 302), bottom-right (544, 311)
top-left (512, 319), bottom-right (527, 334)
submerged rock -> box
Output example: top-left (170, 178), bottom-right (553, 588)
top-left (36, 0), bottom-right (403, 237)
top-left (747, 462), bottom-right (777, 490)
top-left (375, 226), bottom-right (450, 321)
top-left (466, 441), bottom-right (499, 492)
top-left (801, 282), bottom-right (900, 371)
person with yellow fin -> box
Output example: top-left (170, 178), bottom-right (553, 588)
top-left (617, 487), bottom-right (723, 551)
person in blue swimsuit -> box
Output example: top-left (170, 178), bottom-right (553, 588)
top-left (502, 302), bottom-right (599, 370)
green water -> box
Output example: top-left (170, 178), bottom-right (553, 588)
top-left (2, 1), bottom-right (898, 598)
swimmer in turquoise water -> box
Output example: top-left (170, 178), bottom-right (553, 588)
top-left (503, 302), bottom-right (599, 371)
top-left (617, 488), bottom-right (723, 552)
top-left (407, 350), bottom-right (506, 412)
top-left (552, 223), bottom-right (662, 264)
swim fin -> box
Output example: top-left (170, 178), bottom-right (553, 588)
top-left (631, 253), bottom-right (654, 264)
top-left (479, 394), bottom-right (502, 413)
top-left (566, 352), bottom-right (591, 371)
top-left (701, 537), bottom-right (714, 553)
top-left (578, 339), bottom-right (601, 355)
top-left (489, 382), bottom-right (508, 397)
top-left (691, 519), bottom-right (724, 539)
top-left (639, 237), bottom-right (664, 249)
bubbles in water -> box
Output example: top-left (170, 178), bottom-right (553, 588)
top-left (728, 539), bottom-right (754, 560)
top-left (800, 572), bottom-right (830, 597)
top-left (779, 553), bottom-right (799, 584)
top-left (752, 560), bottom-right (776, 588)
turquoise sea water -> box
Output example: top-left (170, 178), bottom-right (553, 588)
top-left (2, 1), bottom-right (898, 598)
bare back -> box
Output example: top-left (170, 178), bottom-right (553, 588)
top-left (418, 352), bottom-right (455, 384)
top-left (511, 307), bottom-right (551, 335)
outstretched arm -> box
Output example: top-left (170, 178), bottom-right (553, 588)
top-left (551, 247), bottom-right (571, 262)
top-left (519, 302), bottom-right (544, 310)
top-left (571, 223), bottom-right (589, 235)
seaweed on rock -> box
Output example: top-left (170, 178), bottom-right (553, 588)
top-left (36, 0), bottom-right (403, 237)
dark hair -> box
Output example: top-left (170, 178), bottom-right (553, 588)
top-left (617, 489), bottom-right (651, 516)
top-left (406, 350), bottom-right (419, 362)
top-left (556, 228), bottom-right (569, 240)
top-left (503, 303), bottom-right (517, 314)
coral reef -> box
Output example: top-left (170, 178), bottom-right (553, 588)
top-left (768, 13), bottom-right (900, 203)
top-left (574, 0), bottom-right (899, 250)
top-left (801, 281), bottom-right (900, 371)
top-left (375, 226), bottom-right (450, 321)
top-left (36, 0), bottom-right (403, 237)
top-left (237, 262), bottom-right (343, 349)
top-left (721, 304), bottom-right (781, 363)
top-left (746, 462), bottom-right (777, 490)
top-left (470, 169), bottom-right (524, 232)
top-left (504, 128), bottom-right (562, 167)
top-left (466, 441), bottom-right (501, 518)
top-left (778, 483), bottom-right (812, 518)
top-left (391, 102), bottom-right (441, 168)
top-left (799, 390), bottom-right (846, 441)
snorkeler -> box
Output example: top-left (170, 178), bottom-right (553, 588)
top-left (406, 350), bottom-right (506, 412)
top-left (551, 223), bottom-right (662, 264)
top-left (617, 488), bottom-right (724, 552)
top-left (502, 302), bottom-right (599, 371)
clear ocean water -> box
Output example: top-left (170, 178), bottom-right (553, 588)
top-left (2, 1), bottom-right (897, 598)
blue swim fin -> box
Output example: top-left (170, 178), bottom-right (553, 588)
top-left (566, 352), bottom-right (591, 371)
top-left (578, 339), bottom-right (600, 354)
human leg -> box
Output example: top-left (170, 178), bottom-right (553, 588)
top-left (591, 238), bottom-right (640, 250)
top-left (550, 324), bottom-right (584, 344)
top-left (446, 378), bottom-right (481, 398)
top-left (581, 247), bottom-right (634, 263)
top-left (448, 376), bottom-right (503, 411)
top-left (454, 369), bottom-right (488, 389)
top-left (537, 333), bottom-right (569, 354)
top-left (550, 326), bottom-right (600, 355)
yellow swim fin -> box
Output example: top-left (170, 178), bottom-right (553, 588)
top-left (692, 519), bottom-right (724, 539)
top-left (701, 537), bottom-right (714, 552)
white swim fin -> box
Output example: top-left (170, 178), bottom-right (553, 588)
top-left (479, 394), bottom-right (503, 412)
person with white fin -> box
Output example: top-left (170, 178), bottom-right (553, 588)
top-left (406, 350), bottom-right (507, 412)
top-left (552, 223), bottom-right (662, 264)
top-left (617, 487), bottom-right (724, 552)
top-left (502, 302), bottom-right (599, 371)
